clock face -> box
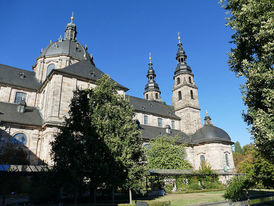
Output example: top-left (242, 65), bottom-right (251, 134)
top-left (12, 133), bottom-right (27, 146)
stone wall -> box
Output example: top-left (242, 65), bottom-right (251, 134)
top-left (0, 85), bottom-right (37, 106)
top-left (134, 112), bottom-right (180, 129)
top-left (185, 143), bottom-right (235, 171)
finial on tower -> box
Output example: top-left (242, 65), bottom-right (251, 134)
top-left (178, 32), bottom-right (181, 44)
top-left (71, 12), bottom-right (74, 23)
top-left (149, 52), bottom-right (152, 63)
top-left (204, 110), bottom-right (212, 126)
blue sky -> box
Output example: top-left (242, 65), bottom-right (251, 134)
top-left (0, 0), bottom-right (252, 147)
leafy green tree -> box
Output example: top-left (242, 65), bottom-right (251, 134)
top-left (224, 175), bottom-right (253, 202)
top-left (51, 75), bottom-right (144, 197)
top-left (234, 144), bottom-right (274, 189)
top-left (89, 75), bottom-right (145, 192)
top-left (234, 141), bottom-right (243, 154)
top-left (145, 135), bottom-right (191, 170)
top-left (220, 0), bottom-right (274, 161)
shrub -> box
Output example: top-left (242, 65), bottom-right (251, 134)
top-left (224, 175), bottom-right (253, 201)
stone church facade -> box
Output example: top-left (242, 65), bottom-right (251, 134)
top-left (0, 16), bottom-right (235, 172)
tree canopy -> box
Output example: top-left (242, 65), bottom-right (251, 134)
top-left (220, 0), bottom-right (274, 161)
top-left (145, 135), bottom-right (191, 170)
top-left (234, 141), bottom-right (243, 154)
top-left (51, 75), bottom-right (144, 194)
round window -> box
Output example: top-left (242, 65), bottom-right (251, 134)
top-left (12, 133), bottom-right (27, 145)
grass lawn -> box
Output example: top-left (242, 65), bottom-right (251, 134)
top-left (155, 191), bottom-right (226, 206)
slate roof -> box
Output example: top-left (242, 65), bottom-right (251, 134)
top-left (192, 125), bottom-right (233, 144)
top-left (140, 124), bottom-right (192, 144)
top-left (52, 60), bottom-right (128, 91)
top-left (126, 95), bottom-right (180, 120)
top-left (0, 102), bottom-right (43, 126)
top-left (0, 64), bottom-right (41, 90)
top-left (0, 60), bottom-right (128, 91)
top-left (40, 40), bottom-right (91, 61)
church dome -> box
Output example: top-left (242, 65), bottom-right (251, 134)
top-left (40, 14), bottom-right (91, 61)
top-left (40, 40), bottom-right (90, 61)
top-left (192, 112), bottom-right (232, 144)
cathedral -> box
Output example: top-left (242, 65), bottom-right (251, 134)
top-left (0, 16), bottom-right (235, 172)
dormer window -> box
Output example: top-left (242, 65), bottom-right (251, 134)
top-left (14, 92), bottom-right (26, 104)
top-left (47, 64), bottom-right (56, 76)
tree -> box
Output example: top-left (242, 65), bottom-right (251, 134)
top-left (51, 75), bottom-right (144, 199)
top-left (145, 135), bottom-right (191, 170)
top-left (220, 0), bottom-right (274, 161)
top-left (234, 141), bottom-right (243, 154)
top-left (236, 144), bottom-right (274, 189)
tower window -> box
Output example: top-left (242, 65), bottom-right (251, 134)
top-left (189, 77), bottom-right (192, 84)
top-left (14, 92), bottom-right (27, 104)
top-left (158, 118), bottom-right (163, 127)
top-left (144, 115), bottom-right (148, 125)
top-left (155, 93), bottom-right (158, 99)
top-left (146, 94), bottom-right (148, 99)
top-left (47, 64), bottom-right (56, 76)
top-left (171, 120), bottom-right (175, 129)
top-left (190, 90), bottom-right (194, 99)
top-left (225, 153), bottom-right (229, 167)
top-left (177, 77), bottom-right (180, 85)
top-left (178, 91), bottom-right (182, 100)
top-left (200, 155), bottom-right (205, 165)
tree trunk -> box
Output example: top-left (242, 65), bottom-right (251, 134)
top-left (93, 189), bottom-right (96, 204)
top-left (112, 187), bottom-right (115, 204)
top-left (129, 188), bottom-right (132, 204)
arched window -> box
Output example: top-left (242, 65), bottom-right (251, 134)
top-left (200, 155), bottom-right (205, 165)
top-left (144, 115), bottom-right (148, 125)
top-left (189, 77), bottom-right (192, 84)
top-left (171, 120), bottom-right (175, 129)
top-left (225, 153), bottom-right (229, 167)
top-left (14, 92), bottom-right (27, 104)
top-left (146, 94), bottom-right (148, 99)
top-left (47, 64), bottom-right (55, 76)
top-left (155, 93), bottom-right (159, 99)
top-left (158, 118), bottom-right (163, 127)
top-left (177, 77), bottom-right (180, 85)
top-left (190, 90), bottom-right (194, 99)
top-left (178, 91), bottom-right (182, 100)
top-left (12, 133), bottom-right (27, 146)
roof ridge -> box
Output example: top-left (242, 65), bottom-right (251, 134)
top-left (0, 64), bottom-right (34, 74)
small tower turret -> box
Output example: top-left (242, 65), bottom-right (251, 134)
top-left (144, 53), bottom-right (162, 101)
top-left (172, 33), bottom-right (202, 134)
top-left (64, 12), bottom-right (77, 40)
